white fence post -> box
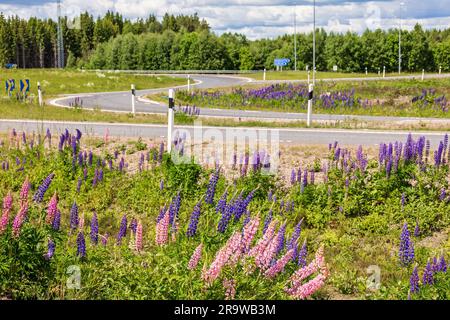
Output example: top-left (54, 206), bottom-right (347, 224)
top-left (422, 69), bottom-right (425, 81)
top-left (187, 75), bottom-right (191, 92)
top-left (263, 68), bottom-right (266, 81)
top-left (131, 84), bottom-right (136, 115)
top-left (168, 89), bottom-right (175, 153)
top-left (307, 84), bottom-right (314, 127)
top-left (383, 66), bottom-right (386, 78)
top-left (37, 81), bottom-right (43, 106)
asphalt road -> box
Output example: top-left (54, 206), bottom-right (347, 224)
top-left (0, 119), bottom-right (447, 147)
top-left (49, 73), bottom-right (450, 123)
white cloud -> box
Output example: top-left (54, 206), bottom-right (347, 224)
top-left (0, 0), bottom-right (449, 39)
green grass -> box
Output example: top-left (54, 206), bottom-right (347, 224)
top-left (242, 70), bottom-right (423, 81)
top-left (174, 77), bottom-right (450, 119)
top-left (1, 68), bottom-right (186, 96)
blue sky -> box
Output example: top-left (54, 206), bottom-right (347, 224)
top-left (1, 0), bottom-right (449, 39)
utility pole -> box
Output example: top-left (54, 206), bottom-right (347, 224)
top-left (294, 5), bottom-right (297, 72)
top-left (399, 2), bottom-right (404, 74)
top-left (313, 0), bottom-right (316, 85)
top-left (57, 0), bottom-right (64, 68)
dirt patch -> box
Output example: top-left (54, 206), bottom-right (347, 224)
top-left (417, 227), bottom-right (450, 250)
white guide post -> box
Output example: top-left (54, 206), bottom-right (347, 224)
top-left (422, 69), bottom-right (425, 81)
top-left (168, 89), bottom-right (175, 153)
top-left (187, 75), bottom-right (191, 92)
top-left (37, 81), bottom-right (43, 106)
top-left (383, 66), bottom-right (386, 78)
top-left (131, 84), bottom-right (136, 115)
top-left (263, 68), bottom-right (266, 81)
top-left (307, 83), bottom-right (314, 127)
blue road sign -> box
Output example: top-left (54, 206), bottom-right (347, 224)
top-left (25, 79), bottom-right (30, 94)
top-left (274, 58), bottom-right (290, 67)
top-left (5, 80), bottom-right (9, 93)
top-left (20, 79), bottom-right (24, 93)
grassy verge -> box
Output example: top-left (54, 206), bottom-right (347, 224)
top-left (242, 70), bottom-right (422, 81)
top-left (0, 68), bottom-right (185, 96)
top-left (2, 99), bottom-right (450, 132)
top-left (170, 78), bottom-right (450, 119)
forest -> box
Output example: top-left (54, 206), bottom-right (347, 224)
top-left (1, 11), bottom-right (450, 72)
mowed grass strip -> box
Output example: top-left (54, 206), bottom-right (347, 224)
top-left (0, 68), bottom-right (186, 96)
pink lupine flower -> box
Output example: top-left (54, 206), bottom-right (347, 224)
top-left (202, 232), bottom-right (241, 284)
top-left (188, 243), bottom-right (203, 270)
top-left (19, 178), bottom-right (30, 206)
top-left (248, 220), bottom-right (278, 259)
top-left (0, 192), bottom-right (13, 234)
top-left (265, 249), bottom-right (295, 279)
top-left (79, 213), bottom-right (85, 230)
top-left (257, 230), bottom-right (280, 270)
top-left (12, 203), bottom-right (28, 238)
top-left (136, 221), bottom-right (143, 251)
top-left (3, 192), bottom-right (13, 211)
top-left (156, 210), bottom-right (170, 246)
top-left (0, 209), bottom-right (9, 234)
top-left (241, 214), bottom-right (260, 253)
top-left (223, 279), bottom-right (236, 300)
top-left (288, 273), bottom-right (327, 299)
top-left (45, 192), bottom-right (58, 224)
top-left (286, 245), bottom-right (328, 299)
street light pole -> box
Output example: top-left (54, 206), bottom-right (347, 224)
top-left (313, 0), bottom-right (316, 85)
top-left (294, 5), bottom-right (297, 72)
top-left (399, 2), bottom-right (404, 75)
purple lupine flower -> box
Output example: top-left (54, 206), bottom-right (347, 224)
top-left (432, 257), bottom-right (440, 273)
top-left (243, 209), bottom-right (251, 226)
top-left (205, 169), bottom-right (220, 204)
top-left (126, 218), bottom-right (136, 235)
top-left (297, 240), bottom-right (307, 267)
top-left (117, 214), bottom-right (127, 244)
top-left (76, 232), bottom-right (86, 258)
top-left (275, 223), bottom-right (286, 256)
top-left (75, 129), bottom-right (82, 140)
top-left (263, 209), bottom-right (272, 234)
top-left (98, 169), bottom-right (103, 182)
top-left (32, 173), bottom-right (55, 203)
top-left (159, 142), bottom-right (164, 162)
top-left (422, 261), bottom-right (434, 285)
top-left (44, 239), bottom-right (55, 260)
top-left (83, 168), bottom-right (88, 181)
top-left (52, 209), bottom-right (61, 231)
top-left (88, 151), bottom-right (93, 166)
top-left (76, 178), bottom-right (82, 193)
top-left (267, 190), bottom-right (273, 202)
top-left (310, 170), bottom-right (315, 185)
top-left (187, 201), bottom-right (202, 237)
top-left (414, 221), bottom-right (420, 237)
top-left (160, 179), bottom-right (164, 191)
top-left (401, 193), bottom-right (406, 208)
top-left (287, 219), bottom-right (303, 254)
top-left (439, 255), bottom-right (447, 272)
top-left (399, 223), bottom-right (414, 266)
top-left (439, 188), bottom-right (446, 201)
top-left (70, 202), bottom-right (79, 230)
top-left (90, 212), bottom-right (98, 245)
top-left (157, 206), bottom-right (167, 223)
top-left (168, 192), bottom-right (181, 227)
top-left (216, 190), bottom-right (227, 215)
top-left (218, 200), bottom-right (234, 233)
top-left (410, 266), bottom-right (419, 294)
top-left (290, 169), bottom-right (296, 185)
top-left (71, 138), bottom-right (77, 156)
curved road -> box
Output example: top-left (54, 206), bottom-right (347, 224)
top-left (49, 73), bottom-right (450, 124)
top-left (1, 73), bottom-right (449, 146)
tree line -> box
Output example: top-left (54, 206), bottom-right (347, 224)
top-left (1, 10), bottom-right (450, 72)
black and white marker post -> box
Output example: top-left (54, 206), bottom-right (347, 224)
top-left (131, 84), bottom-right (136, 115)
top-left (307, 83), bottom-right (314, 127)
top-left (167, 89), bottom-right (175, 153)
top-left (37, 81), bottom-right (43, 106)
